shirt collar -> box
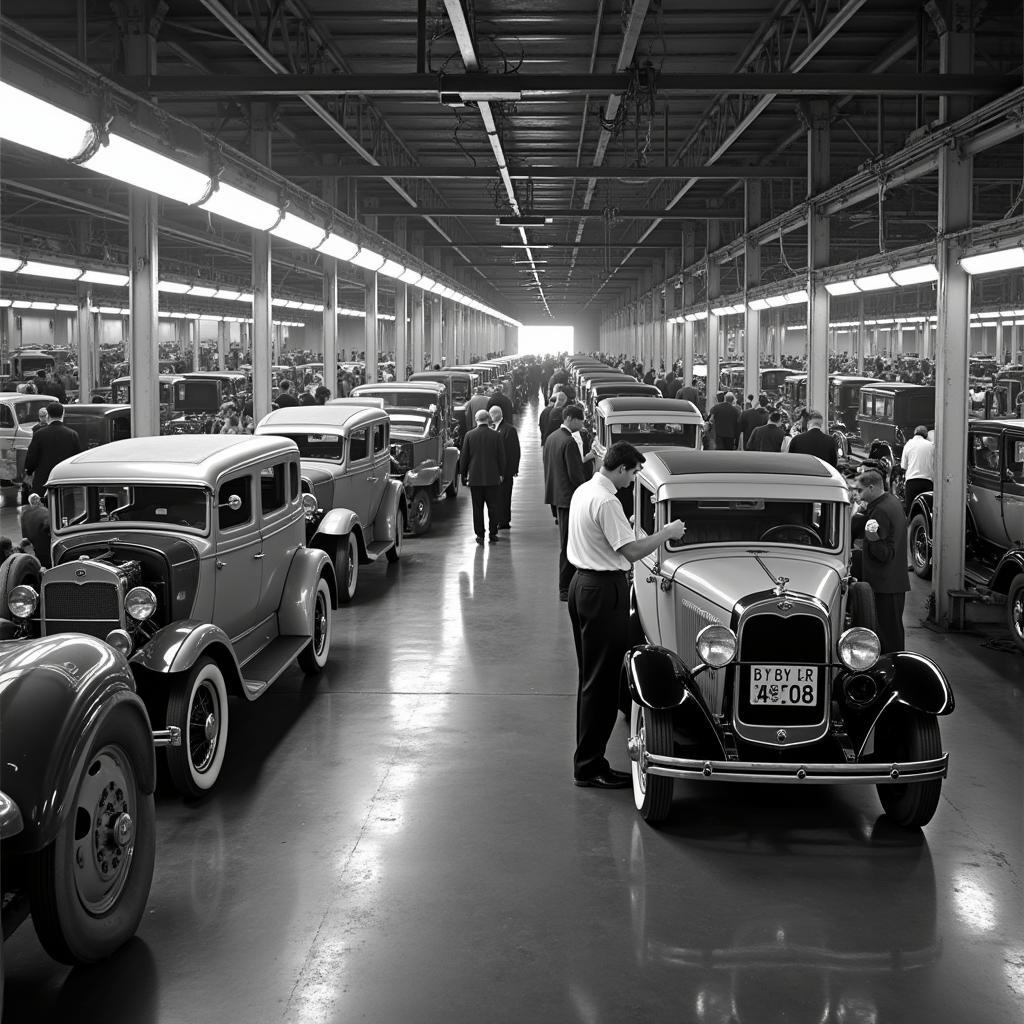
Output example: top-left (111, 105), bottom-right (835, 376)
top-left (593, 473), bottom-right (617, 495)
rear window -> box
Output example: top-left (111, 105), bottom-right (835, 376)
top-left (609, 421), bottom-right (699, 448)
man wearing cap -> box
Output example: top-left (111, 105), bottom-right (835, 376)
top-left (460, 409), bottom-right (506, 544)
top-left (567, 441), bottom-right (686, 788)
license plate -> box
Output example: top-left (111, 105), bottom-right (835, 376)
top-left (749, 665), bottom-right (818, 706)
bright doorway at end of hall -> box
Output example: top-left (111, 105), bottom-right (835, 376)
top-left (518, 325), bottom-right (573, 358)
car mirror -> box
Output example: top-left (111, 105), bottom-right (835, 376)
top-left (219, 494), bottom-right (243, 511)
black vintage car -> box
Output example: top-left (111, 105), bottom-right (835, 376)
top-left (63, 404), bottom-right (132, 448)
top-left (164, 372), bottom-right (248, 434)
top-left (0, 631), bottom-right (158, 967)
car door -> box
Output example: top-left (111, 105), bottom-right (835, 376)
top-left (344, 426), bottom-right (374, 527)
top-left (213, 471), bottom-right (263, 644)
top-left (634, 479), bottom-right (662, 642)
top-left (1001, 430), bottom-right (1024, 547)
top-left (258, 458), bottom-right (300, 623)
top-left (0, 403), bottom-right (17, 482)
top-left (367, 420), bottom-right (391, 528)
top-left (968, 428), bottom-right (1010, 548)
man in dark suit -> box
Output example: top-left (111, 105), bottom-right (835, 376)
top-left (539, 391), bottom-right (567, 445)
top-left (460, 409), bottom-right (506, 543)
top-left (738, 394), bottom-right (770, 449)
top-left (707, 392), bottom-right (741, 450)
top-left (489, 405), bottom-right (520, 531)
top-left (275, 380), bottom-right (300, 407)
top-left (851, 467), bottom-right (910, 653)
top-left (543, 404), bottom-right (589, 600)
top-left (19, 492), bottom-right (51, 567)
top-left (488, 383), bottom-right (515, 422)
top-left (746, 410), bottom-right (787, 451)
top-left (787, 410), bottom-right (838, 466)
top-left (24, 402), bottom-right (83, 502)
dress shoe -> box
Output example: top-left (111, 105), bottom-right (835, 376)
top-left (475, 535), bottom-right (484, 545)
top-left (498, 523), bottom-right (511, 530)
top-left (573, 768), bottom-right (631, 789)
top-left (489, 534), bottom-right (501, 542)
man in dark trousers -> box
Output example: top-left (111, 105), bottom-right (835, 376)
top-left (567, 442), bottom-right (686, 787)
top-left (489, 405), bottom-right (520, 531)
top-left (24, 402), bottom-right (83, 502)
top-left (20, 492), bottom-right (52, 567)
top-left (707, 391), bottom-right (741, 450)
top-left (275, 380), bottom-right (300, 407)
top-left (543, 404), bottom-right (589, 600)
top-left (460, 409), bottom-right (506, 544)
top-left (738, 394), bottom-right (770, 449)
top-left (787, 409), bottom-right (838, 466)
top-left (851, 467), bottom-right (910, 653)
top-left (488, 382), bottom-right (515, 423)
top-left (746, 410), bottom-right (787, 451)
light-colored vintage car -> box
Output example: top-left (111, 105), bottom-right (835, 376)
top-left (624, 450), bottom-right (954, 829)
top-left (0, 391), bottom-right (59, 486)
top-left (0, 435), bottom-right (337, 798)
top-left (255, 403), bottom-right (406, 601)
top-left (590, 396), bottom-right (705, 465)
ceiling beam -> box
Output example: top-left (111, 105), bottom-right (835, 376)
top-left (275, 164), bottom-right (806, 179)
top-left (367, 207), bottom-right (745, 219)
top-left (120, 72), bottom-right (1017, 98)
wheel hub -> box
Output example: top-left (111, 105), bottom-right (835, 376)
top-left (204, 712), bottom-right (217, 742)
top-left (113, 811), bottom-right (134, 848)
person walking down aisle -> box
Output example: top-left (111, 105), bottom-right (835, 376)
top-left (567, 442), bottom-right (687, 788)
top-left (489, 405), bottom-right (520, 531)
top-left (787, 409), bottom-right (838, 466)
top-left (24, 402), bottom-right (83, 501)
top-left (901, 424), bottom-right (934, 513)
top-left (707, 392), bottom-right (741, 450)
top-left (543, 404), bottom-right (589, 601)
top-left (851, 468), bottom-right (910, 653)
top-left (460, 409), bottom-right (506, 544)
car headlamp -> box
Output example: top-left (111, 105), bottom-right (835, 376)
top-left (105, 628), bottom-right (133, 656)
top-left (837, 627), bottom-right (880, 671)
top-left (7, 585), bottom-right (38, 620)
top-left (125, 586), bottom-right (157, 621)
top-left (695, 624), bottom-right (737, 668)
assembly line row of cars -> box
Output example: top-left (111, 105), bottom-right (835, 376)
top-left (0, 357), bottom-right (518, 982)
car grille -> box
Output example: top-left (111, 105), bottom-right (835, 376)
top-left (42, 580), bottom-right (121, 639)
top-left (736, 612), bottom-right (827, 726)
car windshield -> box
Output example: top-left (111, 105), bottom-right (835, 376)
top-left (175, 380), bottom-right (221, 413)
top-left (388, 412), bottom-right (432, 438)
top-left (15, 399), bottom-right (53, 424)
top-left (54, 484), bottom-right (209, 532)
top-left (610, 421), bottom-right (699, 448)
top-left (362, 390), bottom-right (436, 408)
top-left (665, 498), bottom-right (843, 550)
top-left (279, 431), bottom-right (345, 461)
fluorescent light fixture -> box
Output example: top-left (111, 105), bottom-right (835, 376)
top-left (378, 259), bottom-right (405, 279)
top-left (189, 285), bottom-right (217, 298)
top-left (0, 83), bottom-right (92, 160)
top-left (237, 292), bottom-right (254, 303)
top-left (56, 303), bottom-right (78, 312)
top-left (83, 134), bottom-right (211, 205)
top-left (214, 289), bottom-right (242, 301)
top-left (765, 294), bottom-right (788, 307)
top-left (853, 272), bottom-right (896, 291)
top-left (158, 280), bottom-right (191, 294)
top-left (0, 257), bottom-right (24, 273)
top-left (891, 263), bottom-right (939, 286)
top-left (981, 321), bottom-right (998, 328)
top-left (783, 290), bottom-right (808, 304)
top-left (81, 269), bottom-right (130, 287)
top-left (317, 232), bottom-right (359, 261)
top-left (417, 276), bottom-right (436, 291)
top-left (825, 280), bottom-right (859, 296)
top-left (19, 260), bottom-right (81, 280)
top-left (200, 183), bottom-right (280, 231)
top-left (97, 306), bottom-right (125, 314)
top-left (13, 300), bottom-right (32, 308)
top-left (960, 247), bottom-right (1024, 274)
top-left (500, 244), bottom-right (552, 249)
top-left (351, 248), bottom-right (385, 272)
top-left (428, 281), bottom-right (447, 294)
top-left (399, 268), bottom-right (422, 285)
top-left (30, 301), bottom-right (57, 310)
top-left (496, 215), bottom-right (554, 227)
top-left (168, 311), bottom-right (187, 318)
top-left (271, 213), bottom-right (326, 249)
top-left (298, 302), bottom-right (319, 311)
top-left (749, 298), bottom-right (771, 310)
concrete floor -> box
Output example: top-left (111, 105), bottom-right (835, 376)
top-left (3, 394), bottom-right (1023, 1024)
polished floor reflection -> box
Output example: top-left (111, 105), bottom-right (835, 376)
top-left (3, 394), bottom-right (1022, 1024)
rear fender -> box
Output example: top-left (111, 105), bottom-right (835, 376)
top-left (131, 621), bottom-right (244, 695)
top-left (279, 547), bottom-right (337, 632)
top-left (0, 636), bottom-right (155, 852)
top-left (908, 490), bottom-right (934, 530)
top-left (623, 645), bottom-right (727, 759)
top-left (990, 549), bottom-right (1024, 594)
top-left (405, 465), bottom-right (441, 489)
top-left (313, 507), bottom-right (359, 539)
top-left (442, 445), bottom-right (460, 482)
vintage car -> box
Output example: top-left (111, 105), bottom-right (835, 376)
top-left (779, 374), bottom-right (882, 454)
top-left (255, 404), bottom-right (406, 601)
top-left (386, 406), bottom-right (460, 535)
top-left (352, 381), bottom-right (453, 437)
top-left (63, 404), bottom-right (133, 449)
top-left (591, 397), bottom-right (705, 465)
top-left (110, 374), bottom-right (185, 427)
top-left (164, 372), bottom-right (248, 434)
top-left (0, 632), bottom-right (160, 966)
top-left (720, 366), bottom-right (792, 401)
top-left (907, 418), bottom-right (1024, 651)
top-left (0, 392), bottom-right (60, 486)
top-left (854, 382), bottom-right (935, 463)
top-left (409, 370), bottom-right (480, 445)
top-left (624, 450), bottom-right (953, 828)
top-left (585, 381), bottom-right (662, 424)
top-left (0, 435), bottom-right (337, 798)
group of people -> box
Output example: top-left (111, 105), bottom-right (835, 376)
top-left (457, 400), bottom-right (521, 544)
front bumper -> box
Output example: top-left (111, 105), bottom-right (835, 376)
top-left (627, 742), bottom-right (948, 786)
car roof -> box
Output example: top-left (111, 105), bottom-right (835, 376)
top-left (597, 397), bottom-right (702, 419)
top-left (48, 434), bottom-right (297, 486)
top-left (354, 382), bottom-right (445, 395)
top-left (859, 382), bottom-right (934, 394)
top-left (180, 371), bottom-right (247, 382)
top-left (590, 382), bottom-right (661, 394)
top-left (64, 404), bottom-right (132, 416)
top-left (971, 418), bottom-right (1024, 430)
top-left (831, 375), bottom-right (883, 384)
top-left (257, 404), bottom-right (386, 432)
top-left (0, 393), bottom-right (59, 404)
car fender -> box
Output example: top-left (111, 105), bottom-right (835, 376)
top-left (864, 652), bottom-right (955, 746)
top-left (313, 507), bottom-right (360, 539)
top-left (131, 620), bottom-right (244, 693)
top-left (908, 490), bottom-right (933, 531)
top-left (279, 547), bottom-right (337, 635)
top-left (989, 548), bottom-right (1024, 593)
top-left (623, 645), bottom-right (727, 759)
top-left (405, 465), bottom-right (441, 489)
top-left (372, 479), bottom-right (406, 540)
top-left (442, 444), bottom-right (460, 482)
top-left (0, 635), bottom-right (155, 853)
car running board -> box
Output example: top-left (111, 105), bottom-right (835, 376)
top-left (363, 539), bottom-right (393, 561)
top-left (241, 636), bottom-right (310, 698)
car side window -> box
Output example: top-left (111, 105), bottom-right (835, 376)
top-left (261, 463), bottom-right (287, 514)
top-left (638, 482), bottom-right (655, 535)
top-left (219, 476), bottom-right (252, 530)
top-left (0, 406), bottom-right (13, 429)
top-left (289, 461), bottom-right (299, 500)
top-left (1006, 437), bottom-right (1024, 482)
top-left (112, 416), bottom-right (131, 442)
top-left (972, 433), bottom-right (1001, 473)
top-left (373, 422), bottom-right (388, 454)
top-left (349, 428), bottom-right (368, 462)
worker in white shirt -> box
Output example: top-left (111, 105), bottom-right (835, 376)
top-left (900, 424), bottom-right (934, 513)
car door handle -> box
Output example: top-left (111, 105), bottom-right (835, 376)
top-left (366, 476), bottom-right (379, 482)
top-left (253, 552), bottom-right (265, 559)
top-left (216, 560), bottom-right (226, 569)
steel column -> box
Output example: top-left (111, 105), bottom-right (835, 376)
top-left (364, 270), bottom-right (379, 383)
top-left (806, 100), bottom-right (831, 425)
top-left (744, 181), bottom-right (762, 404)
top-left (707, 221), bottom-right (721, 404)
top-left (250, 103), bottom-right (273, 424)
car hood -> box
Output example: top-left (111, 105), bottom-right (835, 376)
top-left (665, 549), bottom-right (845, 616)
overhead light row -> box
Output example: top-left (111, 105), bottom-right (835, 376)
top-left (959, 245), bottom-right (1024, 275)
top-left (0, 82), bottom-right (521, 328)
top-left (824, 263), bottom-right (939, 295)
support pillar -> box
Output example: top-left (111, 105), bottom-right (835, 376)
top-left (250, 102), bottom-right (273, 424)
top-left (856, 296), bottom-right (866, 374)
top-left (743, 181), bottom-right (762, 402)
top-left (706, 221), bottom-right (721, 404)
top-left (806, 100), bottom-right (831, 425)
top-left (364, 270), bottom-right (379, 383)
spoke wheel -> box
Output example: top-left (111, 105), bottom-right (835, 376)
top-left (1005, 574), bottom-right (1024, 654)
top-left (166, 658), bottom-right (228, 798)
top-left (335, 532), bottom-right (359, 602)
top-left (630, 703), bottom-right (674, 826)
top-left (908, 513), bottom-right (933, 580)
top-left (28, 708), bottom-right (155, 964)
top-left (407, 489), bottom-right (432, 535)
top-left (875, 707), bottom-right (943, 828)
top-left (298, 577), bottom-right (332, 673)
